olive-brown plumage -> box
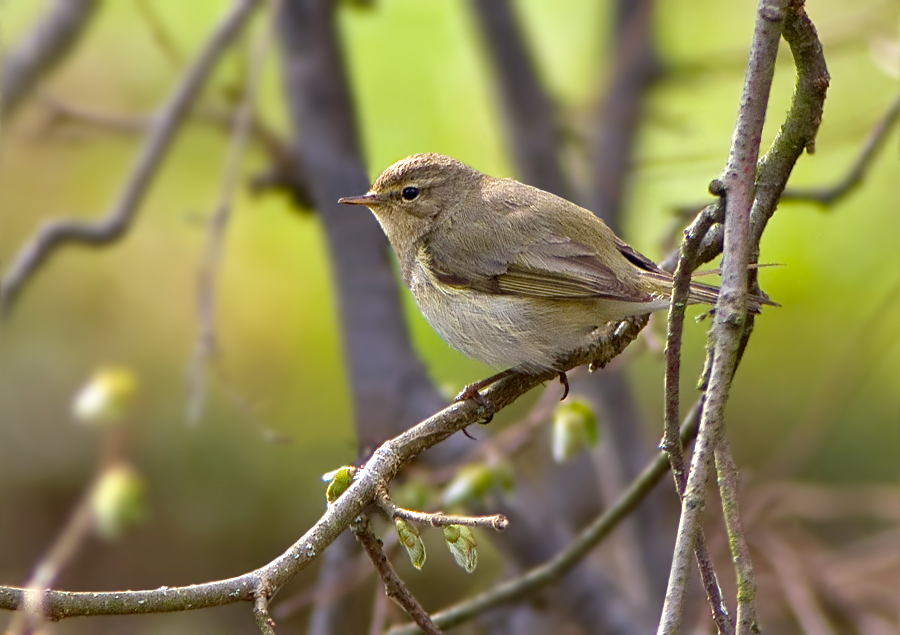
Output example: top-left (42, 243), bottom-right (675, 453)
top-left (339, 153), bottom-right (744, 377)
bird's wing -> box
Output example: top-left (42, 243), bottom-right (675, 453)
top-left (419, 190), bottom-right (653, 303)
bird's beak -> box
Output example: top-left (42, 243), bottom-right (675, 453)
top-left (338, 193), bottom-right (379, 206)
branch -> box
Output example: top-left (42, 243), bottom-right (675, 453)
top-left (352, 517), bottom-right (442, 635)
top-left (274, 0), bottom-right (449, 458)
top-left (377, 491), bottom-right (509, 532)
top-left (186, 5), bottom-right (273, 425)
top-left (658, 0), bottom-right (790, 633)
top-left (780, 94), bottom-right (899, 207)
top-left (253, 593), bottom-right (278, 635)
top-left (0, 0), bottom-right (99, 120)
top-left (663, 199), bottom-right (734, 635)
top-left (0, 0), bottom-right (261, 318)
top-left (587, 0), bottom-right (662, 232)
top-left (468, 0), bottom-right (572, 198)
top-left (387, 400), bottom-right (703, 635)
top-left (715, 438), bottom-right (758, 635)
top-left (0, 315), bottom-right (644, 621)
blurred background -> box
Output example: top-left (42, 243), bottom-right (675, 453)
top-left (0, 1), bottom-right (897, 634)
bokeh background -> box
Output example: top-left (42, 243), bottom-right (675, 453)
top-left (1, 1), bottom-right (897, 633)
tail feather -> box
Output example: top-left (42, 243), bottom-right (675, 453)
top-left (642, 270), bottom-right (778, 314)
top-left (687, 279), bottom-right (780, 314)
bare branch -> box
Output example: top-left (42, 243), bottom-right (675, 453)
top-left (0, 314), bottom-right (645, 621)
top-left (715, 438), bottom-right (759, 635)
top-left (0, 0), bottom-right (99, 120)
top-left (186, 5), bottom-right (273, 425)
top-left (377, 491), bottom-right (509, 532)
top-left (0, 0), bottom-right (262, 318)
top-left (662, 199), bottom-right (735, 635)
top-left (587, 0), bottom-right (662, 232)
top-left (352, 517), bottom-right (442, 635)
top-left (658, 0), bottom-right (790, 632)
top-left (468, 0), bottom-right (572, 198)
top-left (253, 593), bottom-right (278, 635)
top-left (387, 400), bottom-right (703, 635)
top-left (780, 94), bottom-right (899, 207)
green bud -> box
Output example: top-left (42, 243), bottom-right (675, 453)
top-left (551, 399), bottom-right (599, 463)
top-left (323, 466), bottom-right (358, 505)
top-left (91, 464), bottom-right (147, 539)
top-left (73, 367), bottom-right (138, 428)
top-left (443, 525), bottom-right (477, 573)
top-left (395, 518), bottom-right (426, 569)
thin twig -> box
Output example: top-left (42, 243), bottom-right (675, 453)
top-left (377, 491), bottom-right (509, 531)
top-left (658, 1), bottom-right (789, 632)
top-left (352, 516), bottom-right (442, 635)
top-left (715, 437), bottom-right (758, 635)
top-left (253, 593), bottom-right (278, 635)
top-left (134, 0), bottom-right (185, 68)
top-left (780, 94), bottom-right (900, 207)
top-left (663, 199), bottom-right (735, 635)
top-left (186, 2), bottom-right (272, 425)
top-left (0, 0), bottom-right (261, 318)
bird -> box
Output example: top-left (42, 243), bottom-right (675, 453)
top-left (339, 153), bottom-right (772, 404)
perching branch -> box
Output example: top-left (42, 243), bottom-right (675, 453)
top-left (0, 315), bottom-right (645, 622)
top-left (0, 0), bottom-right (261, 318)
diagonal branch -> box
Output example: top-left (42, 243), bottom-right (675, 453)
top-left (0, 314), bottom-right (645, 621)
top-left (0, 0), bottom-right (99, 120)
top-left (352, 516), bottom-right (442, 635)
top-left (0, 0), bottom-right (261, 318)
top-left (780, 94), bottom-right (898, 207)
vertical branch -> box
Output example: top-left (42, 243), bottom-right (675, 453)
top-left (715, 438), bottom-right (758, 635)
top-left (587, 0), bottom-right (661, 233)
top-left (657, 0), bottom-right (789, 633)
top-left (663, 201), bottom-right (735, 635)
top-left (274, 0), bottom-right (445, 455)
top-left (187, 6), bottom-right (273, 425)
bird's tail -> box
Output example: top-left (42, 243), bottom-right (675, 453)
top-left (686, 278), bottom-right (779, 314)
top-left (642, 269), bottom-right (778, 314)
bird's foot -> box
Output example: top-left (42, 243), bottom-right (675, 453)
top-left (454, 368), bottom-right (517, 425)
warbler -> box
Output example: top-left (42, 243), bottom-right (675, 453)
top-left (339, 153), bottom-right (770, 401)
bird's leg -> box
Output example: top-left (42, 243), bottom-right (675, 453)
top-left (558, 372), bottom-right (569, 400)
top-left (455, 368), bottom-right (517, 425)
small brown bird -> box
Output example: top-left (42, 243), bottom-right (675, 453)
top-left (340, 153), bottom-right (769, 402)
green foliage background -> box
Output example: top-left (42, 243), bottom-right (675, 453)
top-left (0, 1), bottom-right (897, 632)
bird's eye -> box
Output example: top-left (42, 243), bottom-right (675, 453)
top-left (401, 186), bottom-right (419, 201)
